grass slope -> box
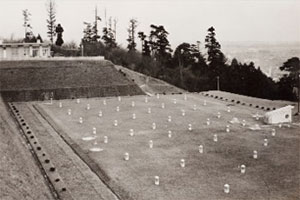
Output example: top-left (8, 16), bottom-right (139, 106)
top-left (114, 65), bottom-right (185, 95)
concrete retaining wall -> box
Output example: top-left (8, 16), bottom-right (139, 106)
top-left (0, 59), bottom-right (144, 101)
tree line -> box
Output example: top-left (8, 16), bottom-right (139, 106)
top-left (81, 17), bottom-right (298, 102)
top-left (15, 1), bottom-right (299, 103)
top-left (16, 0), bottom-right (64, 46)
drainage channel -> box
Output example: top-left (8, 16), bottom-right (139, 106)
top-left (8, 102), bottom-right (74, 200)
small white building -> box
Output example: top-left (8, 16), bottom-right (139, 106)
top-left (264, 105), bottom-right (294, 124)
top-left (0, 41), bottom-right (51, 60)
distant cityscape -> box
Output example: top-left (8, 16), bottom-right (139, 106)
top-left (221, 41), bottom-right (300, 81)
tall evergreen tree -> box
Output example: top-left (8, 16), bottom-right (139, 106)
top-left (91, 6), bottom-right (101, 42)
top-left (138, 32), bottom-right (151, 56)
top-left (46, 0), bottom-right (56, 44)
top-left (127, 19), bottom-right (138, 51)
top-left (205, 26), bottom-right (226, 68)
top-left (172, 42), bottom-right (207, 89)
top-left (149, 24), bottom-right (172, 60)
top-left (102, 26), bottom-right (116, 48)
top-left (278, 57), bottom-right (300, 101)
top-left (174, 43), bottom-right (205, 68)
top-left (148, 24), bottom-right (173, 77)
top-left (82, 22), bottom-right (93, 42)
top-left (22, 9), bottom-right (32, 37)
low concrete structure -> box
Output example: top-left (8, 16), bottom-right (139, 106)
top-left (0, 41), bottom-right (51, 60)
top-left (264, 105), bottom-right (294, 124)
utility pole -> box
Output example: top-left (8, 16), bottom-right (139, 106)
top-left (95, 6), bottom-right (98, 39)
top-left (297, 73), bottom-right (300, 115)
top-left (179, 49), bottom-right (184, 88)
top-left (217, 76), bottom-right (220, 91)
top-left (80, 43), bottom-right (84, 56)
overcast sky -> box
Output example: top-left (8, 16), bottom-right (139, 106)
top-left (0, 0), bottom-right (299, 49)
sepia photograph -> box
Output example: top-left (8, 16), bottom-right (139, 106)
top-left (0, 0), bottom-right (299, 199)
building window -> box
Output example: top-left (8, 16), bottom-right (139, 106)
top-left (32, 48), bottom-right (38, 57)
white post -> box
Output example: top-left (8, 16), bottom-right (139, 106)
top-left (39, 44), bottom-right (43, 57)
top-left (104, 136), bottom-right (108, 143)
top-left (168, 130), bottom-right (172, 138)
top-left (199, 145), bottom-right (204, 153)
top-left (129, 129), bottom-right (134, 136)
top-left (29, 45), bottom-right (33, 57)
top-left (3, 47), bottom-right (6, 59)
top-left (213, 134), bottom-right (218, 142)
top-left (206, 118), bottom-right (210, 125)
top-left (271, 129), bottom-right (276, 136)
top-left (188, 124), bottom-right (192, 131)
top-left (149, 140), bottom-right (153, 148)
top-left (241, 165), bottom-right (246, 174)
top-left (180, 159), bottom-right (185, 168)
top-left (124, 152), bottom-right (129, 161)
top-left (154, 176), bottom-right (159, 185)
top-left (253, 150), bottom-right (258, 159)
top-left (224, 184), bottom-right (230, 193)
top-left (152, 123), bottom-right (156, 130)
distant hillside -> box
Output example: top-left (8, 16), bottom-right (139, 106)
top-left (221, 42), bottom-right (300, 81)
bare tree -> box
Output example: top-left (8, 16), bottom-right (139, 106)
top-left (46, 0), bottom-right (56, 44)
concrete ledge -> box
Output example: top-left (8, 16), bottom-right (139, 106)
top-left (0, 56), bottom-right (105, 61)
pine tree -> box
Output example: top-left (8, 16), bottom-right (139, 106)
top-left (138, 32), bottom-right (150, 56)
top-left (278, 57), bottom-right (300, 101)
top-left (22, 9), bottom-right (32, 37)
top-left (173, 42), bottom-right (207, 89)
top-left (149, 24), bottom-right (172, 60)
top-left (91, 21), bottom-right (101, 41)
top-left (205, 26), bottom-right (226, 68)
top-left (174, 43), bottom-right (205, 68)
top-left (46, 0), bottom-right (56, 44)
top-left (91, 6), bottom-right (101, 42)
top-left (82, 22), bottom-right (93, 42)
top-left (127, 19), bottom-right (138, 51)
top-left (102, 25), bottom-right (116, 48)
